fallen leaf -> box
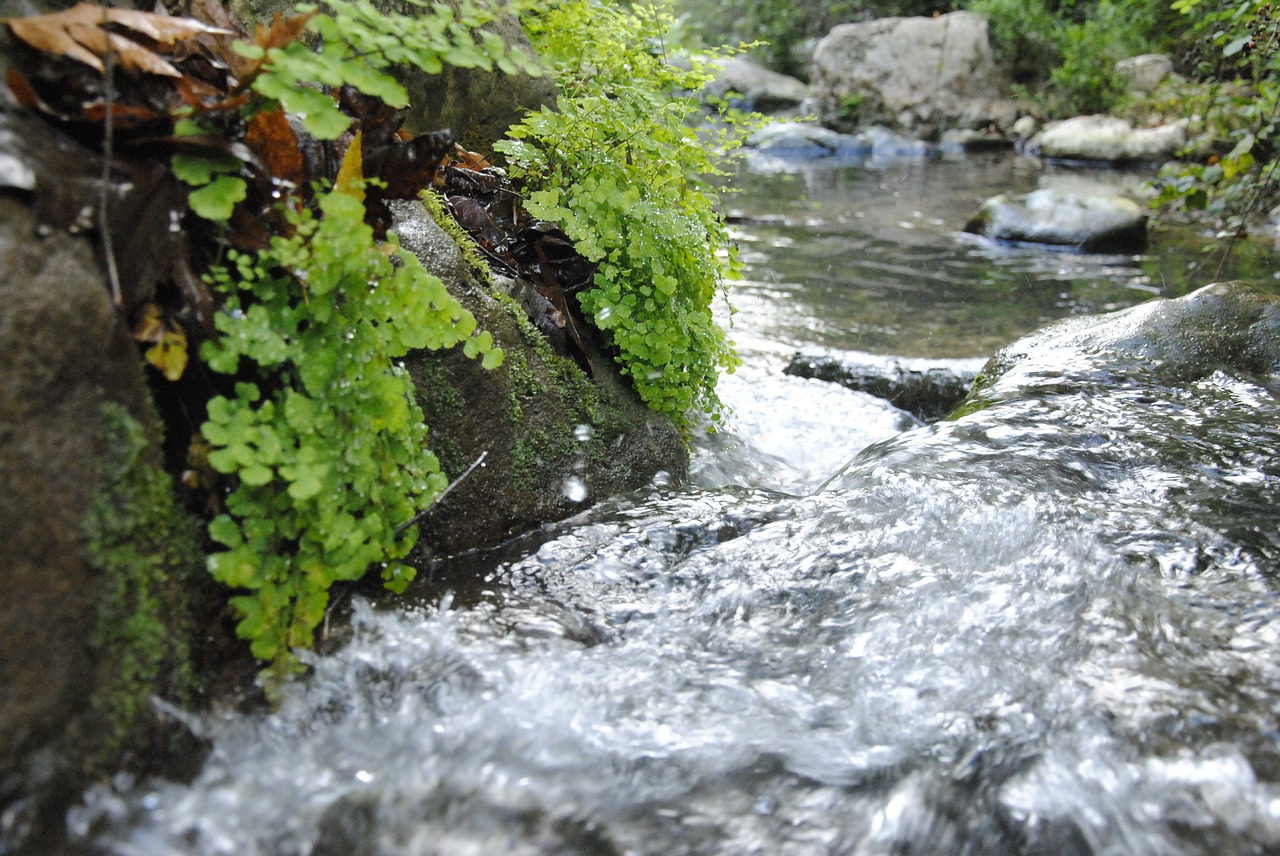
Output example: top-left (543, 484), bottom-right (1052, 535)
top-left (450, 144), bottom-right (491, 171)
top-left (244, 106), bottom-right (304, 188)
top-left (5, 3), bottom-right (230, 77)
top-left (335, 129), bottom-right (365, 203)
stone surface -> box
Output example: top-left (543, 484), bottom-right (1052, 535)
top-left (810, 11), bottom-right (1022, 140)
top-left (1028, 115), bottom-right (1187, 163)
top-left (964, 188), bottom-right (1148, 253)
top-left (391, 202), bottom-right (688, 558)
top-left (785, 352), bottom-right (984, 422)
top-left (964, 282), bottom-right (1280, 410)
top-left (0, 186), bottom-right (202, 851)
top-left (1115, 53), bottom-right (1175, 94)
top-left (705, 57), bottom-right (809, 113)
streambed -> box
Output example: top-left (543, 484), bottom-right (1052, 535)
top-left (77, 152), bottom-right (1280, 855)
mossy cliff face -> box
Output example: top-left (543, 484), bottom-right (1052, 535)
top-left (392, 201), bottom-right (689, 557)
top-left (0, 194), bottom-right (202, 851)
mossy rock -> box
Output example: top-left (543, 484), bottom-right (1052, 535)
top-left (0, 193), bottom-right (205, 850)
top-left (391, 201), bottom-right (688, 557)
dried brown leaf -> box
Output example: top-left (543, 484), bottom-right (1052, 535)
top-left (6, 3), bottom-right (230, 77)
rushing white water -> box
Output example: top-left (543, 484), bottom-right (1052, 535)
top-left (76, 155), bottom-right (1280, 856)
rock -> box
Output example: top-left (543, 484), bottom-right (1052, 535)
top-left (390, 202), bottom-right (688, 557)
top-left (746, 121), bottom-right (871, 159)
top-left (964, 188), bottom-right (1148, 253)
top-left (1115, 53), bottom-right (1175, 94)
top-left (962, 282), bottom-right (1280, 411)
top-left (940, 127), bottom-right (1013, 153)
top-left (1028, 115), bottom-right (1187, 164)
top-left (705, 57), bottom-right (809, 113)
top-left (784, 352), bottom-right (984, 422)
top-left (810, 11), bottom-right (1022, 140)
top-left (0, 187), bottom-right (202, 850)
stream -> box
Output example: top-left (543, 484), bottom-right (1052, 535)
top-left (77, 150), bottom-right (1280, 855)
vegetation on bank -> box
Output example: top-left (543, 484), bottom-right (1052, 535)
top-left (7, 0), bottom-right (753, 682)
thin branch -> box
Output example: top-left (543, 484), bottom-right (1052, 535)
top-left (99, 6), bottom-right (123, 307)
top-left (394, 450), bottom-right (488, 537)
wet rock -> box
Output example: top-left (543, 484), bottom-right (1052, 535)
top-left (390, 202), bottom-right (688, 557)
top-left (1028, 115), bottom-right (1187, 164)
top-left (964, 188), bottom-right (1148, 253)
top-left (0, 191), bottom-right (202, 850)
top-left (785, 352), bottom-right (984, 422)
top-left (962, 281), bottom-right (1280, 411)
top-left (705, 57), bottom-right (808, 114)
top-left (745, 122), bottom-right (938, 164)
top-left (810, 11), bottom-right (1023, 140)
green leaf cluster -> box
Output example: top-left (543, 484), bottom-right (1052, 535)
top-left (497, 0), bottom-right (752, 433)
top-left (200, 190), bottom-right (500, 675)
top-left (249, 0), bottom-right (542, 140)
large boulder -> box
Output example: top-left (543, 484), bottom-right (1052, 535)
top-left (1028, 115), bottom-right (1187, 164)
top-left (810, 11), bottom-right (1021, 140)
top-left (961, 282), bottom-right (1280, 412)
top-left (0, 138), bottom-right (203, 850)
top-left (964, 188), bottom-right (1148, 253)
top-left (1115, 53), bottom-right (1175, 94)
top-left (391, 202), bottom-right (688, 558)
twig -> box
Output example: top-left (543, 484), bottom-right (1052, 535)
top-left (394, 450), bottom-right (488, 536)
top-left (99, 6), bottom-right (123, 307)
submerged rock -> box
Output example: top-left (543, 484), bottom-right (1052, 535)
top-left (810, 11), bottom-right (1022, 140)
top-left (964, 187), bottom-right (1148, 253)
top-left (1028, 114), bottom-right (1187, 164)
top-left (785, 352), bottom-right (983, 422)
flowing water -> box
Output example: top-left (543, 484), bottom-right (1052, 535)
top-left (77, 151), bottom-right (1280, 855)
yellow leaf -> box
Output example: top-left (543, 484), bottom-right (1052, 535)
top-left (335, 131), bottom-right (365, 203)
top-left (145, 327), bottom-right (189, 381)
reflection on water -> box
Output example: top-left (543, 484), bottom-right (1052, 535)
top-left (77, 152), bottom-right (1280, 856)
top-left (723, 151), bottom-right (1279, 358)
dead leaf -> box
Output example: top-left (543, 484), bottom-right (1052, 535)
top-left (133, 301), bottom-right (189, 380)
top-left (244, 107), bottom-right (304, 188)
top-left (450, 144), bottom-right (491, 171)
top-left (5, 3), bottom-right (230, 77)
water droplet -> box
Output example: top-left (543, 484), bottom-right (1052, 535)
top-left (573, 424), bottom-right (594, 443)
top-left (562, 476), bottom-right (588, 502)
top-left (652, 470), bottom-right (671, 487)
top-left (596, 306), bottom-right (613, 322)
top-left (355, 770), bottom-right (375, 783)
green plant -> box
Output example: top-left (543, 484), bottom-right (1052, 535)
top-left (173, 0), bottom-right (541, 220)
top-left (175, 0), bottom-right (532, 680)
top-left (497, 0), bottom-right (752, 433)
top-left (201, 188), bottom-right (501, 675)
top-left (1152, 0), bottom-right (1280, 246)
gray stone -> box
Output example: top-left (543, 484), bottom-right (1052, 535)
top-left (1028, 115), bottom-right (1187, 163)
top-left (964, 188), bottom-right (1148, 253)
top-left (810, 11), bottom-right (1022, 140)
top-left (705, 57), bottom-right (809, 113)
top-left (1115, 53), bottom-right (1175, 94)
top-left (785, 352), bottom-right (984, 421)
top-left (967, 282), bottom-right (1280, 407)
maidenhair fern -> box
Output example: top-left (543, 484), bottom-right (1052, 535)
top-left (497, 0), bottom-right (756, 432)
top-left (202, 189), bottom-right (500, 675)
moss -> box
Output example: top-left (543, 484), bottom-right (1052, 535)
top-left (419, 188), bottom-right (492, 279)
top-left (79, 403), bottom-right (201, 773)
top-left (511, 424), bottom-right (580, 494)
